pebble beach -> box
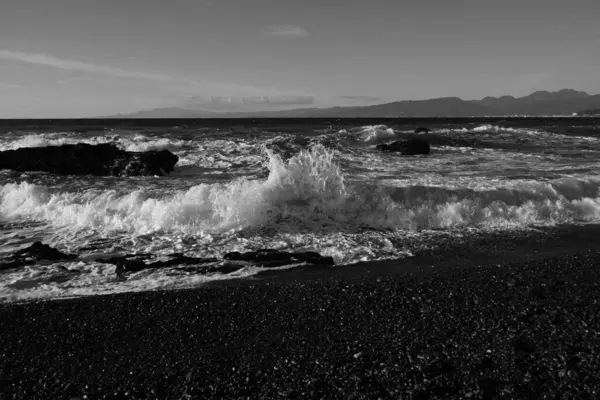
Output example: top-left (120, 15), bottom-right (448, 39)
top-left (2, 224), bottom-right (600, 399)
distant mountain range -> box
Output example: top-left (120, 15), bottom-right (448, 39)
top-left (105, 89), bottom-right (600, 118)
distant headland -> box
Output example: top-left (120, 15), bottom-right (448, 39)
top-left (104, 89), bottom-right (600, 118)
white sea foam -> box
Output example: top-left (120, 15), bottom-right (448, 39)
top-left (0, 260), bottom-right (264, 303)
top-left (472, 124), bottom-right (521, 133)
top-left (3, 125), bottom-right (600, 303)
top-left (358, 125), bottom-right (397, 142)
top-left (469, 125), bottom-right (600, 144)
top-left (0, 132), bottom-right (192, 153)
top-left (3, 144), bottom-right (600, 238)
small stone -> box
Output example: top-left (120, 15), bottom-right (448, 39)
top-left (568, 370), bottom-right (579, 379)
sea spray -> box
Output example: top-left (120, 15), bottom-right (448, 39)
top-left (0, 132), bottom-right (194, 152)
top-left (3, 120), bottom-right (600, 302)
top-left (3, 145), bottom-right (600, 237)
top-left (358, 125), bottom-right (397, 142)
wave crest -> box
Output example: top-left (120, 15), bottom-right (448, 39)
top-left (3, 145), bottom-right (600, 236)
top-left (0, 132), bottom-right (191, 153)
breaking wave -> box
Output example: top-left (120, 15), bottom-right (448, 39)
top-left (0, 132), bottom-right (192, 153)
top-left (358, 125), bottom-right (397, 142)
top-left (3, 144), bottom-right (600, 237)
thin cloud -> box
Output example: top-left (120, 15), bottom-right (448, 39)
top-left (0, 49), bottom-right (313, 98)
top-left (265, 25), bottom-right (309, 37)
top-left (0, 49), bottom-right (174, 81)
top-left (207, 95), bottom-right (315, 106)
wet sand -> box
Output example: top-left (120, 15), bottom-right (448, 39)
top-left (2, 225), bottom-right (600, 399)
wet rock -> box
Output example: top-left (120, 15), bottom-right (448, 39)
top-left (99, 254), bottom-right (220, 275)
top-left (0, 143), bottom-right (178, 176)
top-left (1, 243), bottom-right (335, 276)
top-left (414, 127), bottom-right (431, 134)
top-left (104, 248), bottom-right (335, 276)
top-left (223, 249), bottom-right (335, 268)
top-left (375, 139), bottom-right (430, 155)
top-left (0, 241), bottom-right (76, 271)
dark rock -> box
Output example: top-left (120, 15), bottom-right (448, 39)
top-left (99, 254), bottom-right (220, 275)
top-left (375, 139), bottom-right (430, 155)
top-left (0, 143), bottom-right (178, 176)
top-left (0, 241), bottom-right (76, 271)
top-left (414, 127), bottom-right (431, 134)
top-left (0, 244), bottom-right (334, 276)
top-left (223, 249), bottom-right (335, 268)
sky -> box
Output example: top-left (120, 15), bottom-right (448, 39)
top-left (0, 0), bottom-right (599, 117)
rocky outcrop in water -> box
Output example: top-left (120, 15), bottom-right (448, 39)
top-left (224, 249), bottom-right (335, 268)
top-left (1, 243), bottom-right (335, 276)
top-left (98, 254), bottom-right (222, 276)
top-left (0, 143), bottom-right (178, 176)
top-left (414, 127), bottom-right (431, 134)
top-left (376, 138), bottom-right (431, 155)
top-left (0, 242), bottom-right (76, 271)
top-left (103, 249), bottom-right (335, 276)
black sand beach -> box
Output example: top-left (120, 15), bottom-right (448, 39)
top-left (2, 225), bottom-right (600, 399)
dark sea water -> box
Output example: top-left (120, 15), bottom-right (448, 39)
top-left (1, 117), bottom-right (599, 302)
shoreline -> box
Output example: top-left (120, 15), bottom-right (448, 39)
top-left (2, 224), bottom-right (600, 398)
top-left (210, 223), bottom-right (600, 287)
top-left (0, 223), bottom-right (598, 305)
top-left (3, 223), bottom-right (600, 305)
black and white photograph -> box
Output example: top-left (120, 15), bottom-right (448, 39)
top-left (1, 0), bottom-right (600, 398)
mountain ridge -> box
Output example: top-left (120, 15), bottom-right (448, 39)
top-left (105, 89), bottom-right (600, 118)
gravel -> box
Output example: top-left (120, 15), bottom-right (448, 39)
top-left (2, 245), bottom-right (600, 399)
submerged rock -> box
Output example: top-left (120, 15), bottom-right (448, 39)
top-left (414, 127), bottom-right (431, 134)
top-left (0, 143), bottom-right (178, 176)
top-left (0, 242), bottom-right (76, 271)
top-left (376, 139), bottom-right (431, 155)
top-left (224, 249), bottom-right (335, 268)
top-left (98, 254), bottom-right (220, 276)
top-left (0, 242), bottom-right (335, 276)
top-left (103, 249), bottom-right (334, 275)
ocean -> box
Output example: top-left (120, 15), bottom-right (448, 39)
top-left (1, 117), bottom-right (599, 302)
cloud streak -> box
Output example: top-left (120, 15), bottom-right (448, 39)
top-left (0, 49), bottom-right (314, 98)
top-left (264, 25), bottom-right (309, 37)
top-left (0, 49), bottom-right (174, 81)
top-left (192, 95), bottom-right (315, 106)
